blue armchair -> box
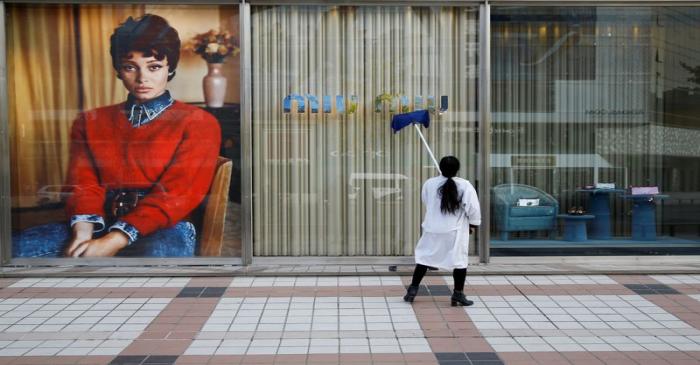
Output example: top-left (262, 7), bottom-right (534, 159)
top-left (492, 184), bottom-right (559, 241)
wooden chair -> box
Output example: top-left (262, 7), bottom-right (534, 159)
top-left (14, 157), bottom-right (233, 256)
top-left (196, 157), bottom-right (232, 256)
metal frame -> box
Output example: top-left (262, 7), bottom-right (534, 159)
top-left (478, 2), bottom-right (491, 264)
top-left (0, 2), bottom-right (10, 266)
top-left (240, 0), bottom-right (253, 265)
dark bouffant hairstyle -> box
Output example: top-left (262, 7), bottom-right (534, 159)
top-left (438, 156), bottom-right (461, 215)
top-left (110, 14), bottom-right (181, 81)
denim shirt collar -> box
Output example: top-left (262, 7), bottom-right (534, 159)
top-left (124, 90), bottom-right (174, 127)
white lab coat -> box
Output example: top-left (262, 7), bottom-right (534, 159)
top-left (414, 176), bottom-right (481, 270)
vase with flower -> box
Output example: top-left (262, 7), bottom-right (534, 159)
top-left (187, 30), bottom-right (240, 107)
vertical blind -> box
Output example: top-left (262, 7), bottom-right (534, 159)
top-left (251, 6), bottom-right (479, 256)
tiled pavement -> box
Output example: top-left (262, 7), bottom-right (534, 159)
top-left (0, 275), bottom-right (700, 364)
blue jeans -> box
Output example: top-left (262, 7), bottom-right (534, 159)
top-left (12, 222), bottom-right (197, 257)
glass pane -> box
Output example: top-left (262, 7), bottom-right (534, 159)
top-left (490, 7), bottom-right (700, 255)
top-left (7, 4), bottom-right (242, 258)
top-left (251, 6), bottom-right (479, 256)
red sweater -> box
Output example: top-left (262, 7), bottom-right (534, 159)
top-left (65, 101), bottom-right (221, 236)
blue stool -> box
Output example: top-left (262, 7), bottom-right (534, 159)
top-left (557, 214), bottom-right (595, 242)
top-left (576, 189), bottom-right (624, 240)
top-left (620, 194), bottom-right (669, 241)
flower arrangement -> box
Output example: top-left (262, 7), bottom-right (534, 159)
top-left (187, 30), bottom-right (240, 64)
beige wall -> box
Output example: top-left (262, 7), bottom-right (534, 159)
top-left (146, 5), bottom-right (240, 104)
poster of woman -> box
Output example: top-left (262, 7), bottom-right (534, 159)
top-left (8, 5), bottom-right (241, 258)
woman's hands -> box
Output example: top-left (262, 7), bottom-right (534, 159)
top-left (65, 222), bottom-right (129, 257)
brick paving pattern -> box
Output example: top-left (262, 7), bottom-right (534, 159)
top-left (0, 274), bottom-right (698, 364)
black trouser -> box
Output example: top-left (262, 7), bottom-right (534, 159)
top-left (410, 264), bottom-right (467, 291)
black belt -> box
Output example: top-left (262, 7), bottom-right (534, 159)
top-left (105, 189), bottom-right (148, 220)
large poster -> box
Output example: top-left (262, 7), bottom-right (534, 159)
top-left (8, 4), bottom-right (241, 258)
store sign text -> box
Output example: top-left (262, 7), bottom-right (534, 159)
top-left (283, 93), bottom-right (448, 114)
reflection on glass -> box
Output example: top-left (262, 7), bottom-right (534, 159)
top-left (251, 6), bottom-right (479, 256)
top-left (8, 5), bottom-right (241, 258)
top-left (490, 7), bottom-right (700, 254)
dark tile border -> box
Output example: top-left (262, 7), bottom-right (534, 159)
top-left (466, 352), bottom-right (501, 361)
top-left (109, 355), bottom-right (147, 365)
top-left (176, 287), bottom-right (227, 298)
top-left (200, 287), bottom-right (227, 297)
top-left (435, 352), bottom-right (504, 365)
top-left (143, 355), bottom-right (179, 364)
top-left (176, 287), bottom-right (205, 298)
top-left (427, 285), bottom-right (453, 296)
top-left (436, 352), bottom-right (468, 361)
top-left (407, 285), bottom-right (453, 296)
top-left (624, 283), bottom-right (681, 295)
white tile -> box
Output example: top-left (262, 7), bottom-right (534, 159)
top-left (0, 348), bottom-right (29, 356)
top-left (256, 323), bottom-right (284, 332)
top-left (366, 323), bottom-right (393, 331)
top-left (310, 338), bottom-right (338, 347)
top-left (340, 345), bottom-right (370, 353)
top-left (514, 337), bottom-right (546, 345)
top-left (191, 339), bottom-right (221, 347)
top-left (672, 343), bottom-right (700, 351)
top-left (551, 343), bottom-right (585, 352)
top-left (185, 346), bottom-right (218, 355)
top-left (339, 339), bottom-right (367, 347)
top-left (216, 347), bottom-right (248, 355)
top-left (277, 346), bottom-right (308, 354)
top-left (246, 346), bottom-right (277, 354)
top-left (611, 343), bottom-right (646, 351)
top-left (520, 343), bottom-right (556, 352)
top-left (285, 324), bottom-right (311, 331)
top-left (490, 344), bottom-right (524, 352)
top-left (309, 346), bottom-right (339, 354)
top-left (543, 337), bottom-right (576, 345)
top-left (642, 343), bottom-right (677, 351)
top-left (57, 347), bottom-right (95, 356)
top-left (41, 339), bottom-right (74, 347)
top-left (371, 345), bottom-right (401, 353)
top-left (89, 347), bottom-right (122, 355)
top-left (486, 337), bottom-right (517, 345)
top-left (25, 347), bottom-right (61, 356)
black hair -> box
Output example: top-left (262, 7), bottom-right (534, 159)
top-left (438, 156), bottom-right (461, 215)
top-left (110, 14), bottom-right (181, 81)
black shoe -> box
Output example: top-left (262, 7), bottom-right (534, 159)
top-left (427, 266), bottom-right (438, 271)
top-left (404, 285), bottom-right (419, 303)
top-left (451, 290), bottom-right (474, 306)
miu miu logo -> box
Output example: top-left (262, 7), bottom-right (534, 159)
top-left (283, 93), bottom-right (448, 114)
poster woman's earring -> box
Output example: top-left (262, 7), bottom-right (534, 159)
top-left (167, 70), bottom-right (176, 81)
